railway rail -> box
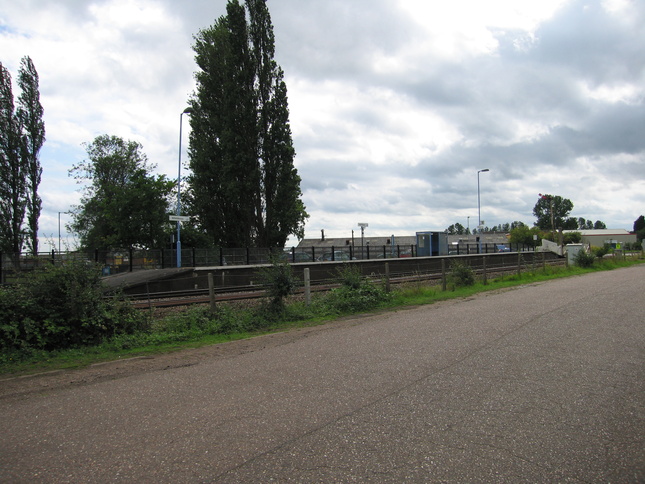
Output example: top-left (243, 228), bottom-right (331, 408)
top-left (127, 257), bottom-right (566, 309)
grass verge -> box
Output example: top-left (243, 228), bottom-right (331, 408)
top-left (1, 256), bottom-right (643, 376)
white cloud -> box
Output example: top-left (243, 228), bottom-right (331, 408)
top-left (2, 0), bottom-right (644, 249)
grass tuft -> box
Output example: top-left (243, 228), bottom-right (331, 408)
top-left (1, 256), bottom-right (642, 375)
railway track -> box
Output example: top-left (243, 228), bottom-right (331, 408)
top-left (127, 259), bottom-right (565, 309)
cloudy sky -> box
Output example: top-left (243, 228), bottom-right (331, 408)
top-left (2, 0), bottom-right (644, 249)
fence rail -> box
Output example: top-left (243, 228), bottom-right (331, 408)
top-left (0, 242), bottom-right (537, 283)
top-left (126, 252), bottom-right (564, 309)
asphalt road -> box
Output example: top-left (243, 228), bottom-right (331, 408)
top-left (1, 265), bottom-right (644, 482)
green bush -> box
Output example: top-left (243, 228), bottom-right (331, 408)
top-left (574, 249), bottom-right (596, 268)
top-left (324, 284), bottom-right (389, 314)
top-left (449, 260), bottom-right (475, 287)
top-left (591, 245), bottom-right (610, 258)
top-left (258, 258), bottom-right (300, 310)
top-left (334, 263), bottom-right (364, 290)
top-left (321, 265), bottom-right (390, 313)
top-left (0, 260), bottom-right (148, 352)
top-left (562, 231), bottom-right (582, 244)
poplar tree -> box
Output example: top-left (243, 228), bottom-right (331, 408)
top-left (17, 56), bottom-right (46, 255)
top-left (188, 0), bottom-right (307, 248)
top-left (0, 62), bottom-right (26, 256)
top-left (0, 57), bottom-right (45, 257)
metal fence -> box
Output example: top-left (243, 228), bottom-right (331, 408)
top-left (0, 242), bottom-right (536, 283)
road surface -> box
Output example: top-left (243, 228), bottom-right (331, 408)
top-left (1, 265), bottom-right (644, 482)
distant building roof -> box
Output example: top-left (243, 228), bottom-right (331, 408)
top-left (295, 233), bottom-right (511, 248)
top-left (563, 229), bottom-right (632, 236)
top-left (297, 236), bottom-right (416, 248)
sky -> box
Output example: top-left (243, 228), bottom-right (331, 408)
top-left (1, 0), bottom-right (644, 250)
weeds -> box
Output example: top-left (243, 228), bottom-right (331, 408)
top-left (574, 249), bottom-right (596, 268)
top-left (2, 257), bottom-right (643, 375)
top-left (448, 260), bottom-right (475, 288)
top-left (257, 257), bottom-right (300, 311)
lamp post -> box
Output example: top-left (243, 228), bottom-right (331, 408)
top-left (477, 168), bottom-right (489, 253)
top-left (358, 223), bottom-right (368, 259)
top-left (58, 211), bottom-right (69, 254)
top-left (176, 107), bottom-right (193, 268)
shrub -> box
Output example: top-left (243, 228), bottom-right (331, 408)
top-left (258, 258), bottom-right (300, 310)
top-left (574, 248), bottom-right (596, 268)
top-left (335, 263), bottom-right (364, 290)
top-left (321, 264), bottom-right (390, 313)
top-left (324, 284), bottom-right (389, 314)
top-left (449, 260), bottom-right (475, 287)
top-left (562, 231), bottom-right (582, 244)
top-left (591, 245), bottom-right (610, 258)
top-left (0, 260), bottom-right (148, 352)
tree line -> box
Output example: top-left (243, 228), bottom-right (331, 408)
top-left (447, 194), bottom-right (608, 236)
top-left (447, 193), bottom-right (645, 247)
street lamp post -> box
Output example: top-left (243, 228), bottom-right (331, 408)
top-left (176, 107), bottom-right (193, 268)
top-left (477, 168), bottom-right (490, 253)
top-left (58, 211), bottom-right (69, 254)
top-left (358, 223), bottom-right (368, 259)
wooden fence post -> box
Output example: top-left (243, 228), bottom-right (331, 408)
top-left (304, 268), bottom-right (311, 306)
top-left (385, 262), bottom-right (391, 293)
top-left (208, 272), bottom-right (216, 313)
top-left (441, 259), bottom-right (447, 291)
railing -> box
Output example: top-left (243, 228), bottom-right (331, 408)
top-left (123, 252), bottom-right (564, 308)
top-left (0, 243), bottom-right (536, 283)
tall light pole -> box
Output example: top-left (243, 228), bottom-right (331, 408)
top-left (477, 168), bottom-right (490, 253)
top-left (58, 211), bottom-right (69, 254)
top-left (358, 223), bottom-right (368, 259)
top-left (176, 107), bottom-right (193, 268)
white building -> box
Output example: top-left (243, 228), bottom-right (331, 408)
top-left (563, 229), bottom-right (636, 248)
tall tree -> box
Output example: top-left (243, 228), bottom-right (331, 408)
top-left (509, 225), bottom-right (541, 247)
top-left (0, 62), bottom-right (26, 256)
top-left (17, 56), bottom-right (45, 255)
top-left (593, 220), bottom-right (607, 229)
top-left (188, 0), bottom-right (307, 248)
top-left (533, 194), bottom-right (574, 231)
top-left (69, 135), bottom-right (174, 251)
top-left (634, 215), bottom-right (645, 232)
top-left (634, 215), bottom-right (645, 242)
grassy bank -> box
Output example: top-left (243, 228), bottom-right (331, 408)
top-left (1, 256), bottom-right (642, 376)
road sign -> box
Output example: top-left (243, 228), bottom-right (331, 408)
top-left (169, 215), bottom-right (190, 222)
